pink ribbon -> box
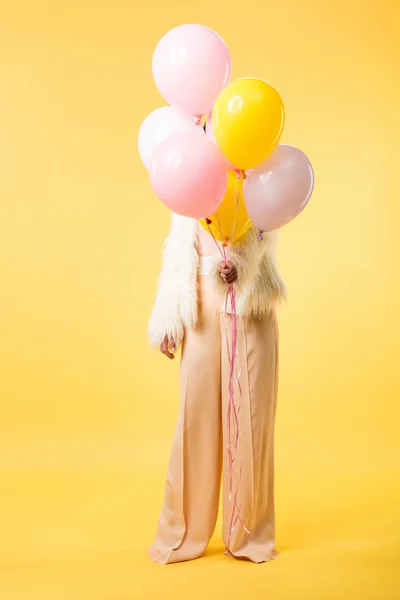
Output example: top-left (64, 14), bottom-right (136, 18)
top-left (205, 172), bottom-right (251, 550)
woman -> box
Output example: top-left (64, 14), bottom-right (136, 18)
top-left (147, 212), bottom-right (286, 564)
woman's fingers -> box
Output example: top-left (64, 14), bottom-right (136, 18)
top-left (219, 261), bottom-right (237, 284)
top-left (160, 338), bottom-right (175, 360)
top-left (221, 272), bottom-right (237, 284)
top-left (219, 261), bottom-right (232, 272)
top-left (221, 266), bottom-right (232, 275)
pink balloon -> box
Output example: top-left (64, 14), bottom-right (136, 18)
top-left (150, 133), bottom-right (228, 219)
top-left (243, 145), bottom-right (314, 232)
top-left (152, 24), bottom-right (232, 117)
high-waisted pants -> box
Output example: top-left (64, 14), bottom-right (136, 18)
top-left (148, 273), bottom-right (279, 564)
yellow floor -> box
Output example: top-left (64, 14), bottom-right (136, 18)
top-left (1, 438), bottom-right (398, 600)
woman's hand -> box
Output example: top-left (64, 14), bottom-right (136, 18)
top-left (160, 335), bottom-right (176, 360)
top-left (219, 261), bottom-right (238, 284)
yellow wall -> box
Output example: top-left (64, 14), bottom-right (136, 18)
top-left (0, 1), bottom-right (399, 599)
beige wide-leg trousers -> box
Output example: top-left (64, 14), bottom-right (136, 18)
top-left (148, 273), bottom-right (279, 564)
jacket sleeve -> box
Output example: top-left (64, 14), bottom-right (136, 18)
top-left (148, 215), bottom-right (185, 350)
top-left (251, 248), bottom-right (287, 310)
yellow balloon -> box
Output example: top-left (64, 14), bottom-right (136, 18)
top-left (212, 77), bottom-right (285, 171)
top-left (199, 169), bottom-right (252, 244)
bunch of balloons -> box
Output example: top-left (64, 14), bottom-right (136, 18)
top-left (138, 24), bottom-right (314, 241)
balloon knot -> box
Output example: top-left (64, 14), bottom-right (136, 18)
top-left (205, 217), bottom-right (212, 225)
top-left (234, 168), bottom-right (247, 180)
top-left (222, 240), bottom-right (229, 247)
top-left (257, 229), bottom-right (264, 241)
top-left (194, 115), bottom-right (202, 126)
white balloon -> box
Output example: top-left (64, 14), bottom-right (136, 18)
top-left (138, 106), bottom-right (204, 170)
top-left (243, 145), bottom-right (314, 232)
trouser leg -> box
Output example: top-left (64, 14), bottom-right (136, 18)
top-left (148, 276), bottom-right (222, 564)
top-left (221, 309), bottom-right (279, 563)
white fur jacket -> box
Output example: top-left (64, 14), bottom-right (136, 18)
top-left (148, 213), bottom-right (286, 349)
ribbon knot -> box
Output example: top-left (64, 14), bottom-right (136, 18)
top-left (234, 168), bottom-right (247, 180)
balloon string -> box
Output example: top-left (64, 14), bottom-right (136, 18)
top-left (204, 171), bottom-right (251, 550)
top-left (226, 173), bottom-right (251, 546)
top-left (215, 211), bottom-right (226, 253)
top-left (205, 218), bottom-right (225, 261)
top-left (229, 174), bottom-right (241, 245)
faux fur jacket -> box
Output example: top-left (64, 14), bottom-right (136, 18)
top-left (148, 213), bottom-right (286, 349)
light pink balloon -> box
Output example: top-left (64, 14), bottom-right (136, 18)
top-left (205, 112), bottom-right (235, 169)
top-left (243, 145), bottom-right (314, 232)
top-left (150, 133), bottom-right (228, 219)
top-left (152, 24), bottom-right (232, 117)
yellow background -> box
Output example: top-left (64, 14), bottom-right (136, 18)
top-left (0, 1), bottom-right (399, 598)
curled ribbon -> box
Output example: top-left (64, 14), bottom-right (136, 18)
top-left (205, 172), bottom-right (252, 550)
